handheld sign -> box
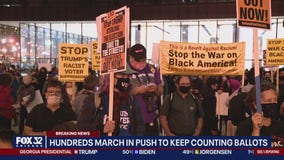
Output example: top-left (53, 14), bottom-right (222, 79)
top-left (237, 0), bottom-right (271, 113)
top-left (58, 43), bottom-right (89, 82)
top-left (237, 0), bottom-right (271, 29)
top-left (266, 38), bottom-right (284, 66)
top-left (96, 6), bottom-right (130, 136)
top-left (92, 41), bottom-right (100, 71)
top-left (97, 7), bottom-right (129, 75)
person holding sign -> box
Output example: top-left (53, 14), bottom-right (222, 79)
top-left (128, 44), bottom-right (163, 136)
top-left (78, 65), bottom-right (138, 136)
top-left (160, 76), bottom-right (204, 136)
top-left (236, 82), bottom-right (284, 138)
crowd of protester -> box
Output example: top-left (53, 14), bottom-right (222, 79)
top-left (0, 44), bottom-right (284, 148)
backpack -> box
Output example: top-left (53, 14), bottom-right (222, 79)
top-left (77, 92), bottom-right (104, 131)
top-left (228, 89), bottom-right (251, 126)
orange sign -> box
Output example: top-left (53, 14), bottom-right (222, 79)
top-left (237, 0), bottom-right (271, 29)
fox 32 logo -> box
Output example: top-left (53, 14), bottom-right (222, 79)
top-left (13, 136), bottom-right (45, 148)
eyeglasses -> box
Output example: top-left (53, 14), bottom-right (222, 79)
top-left (46, 90), bottom-right (61, 96)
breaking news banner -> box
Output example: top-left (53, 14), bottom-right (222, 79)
top-left (0, 131), bottom-right (283, 160)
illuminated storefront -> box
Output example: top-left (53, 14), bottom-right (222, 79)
top-left (0, 17), bottom-right (283, 70)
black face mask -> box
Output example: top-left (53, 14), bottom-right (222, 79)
top-left (262, 103), bottom-right (278, 119)
top-left (179, 86), bottom-right (190, 94)
top-left (39, 71), bottom-right (47, 77)
top-left (115, 78), bottom-right (130, 92)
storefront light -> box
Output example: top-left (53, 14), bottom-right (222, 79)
top-left (1, 38), bottom-right (7, 44)
top-left (8, 38), bottom-right (14, 43)
top-left (12, 46), bottom-right (17, 52)
top-left (2, 48), bottom-right (7, 53)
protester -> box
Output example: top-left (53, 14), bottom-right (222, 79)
top-left (263, 70), bottom-right (272, 83)
top-left (42, 73), bottom-right (54, 97)
top-left (201, 78), bottom-right (218, 136)
top-left (17, 75), bottom-right (36, 134)
top-left (0, 63), bottom-right (6, 74)
top-left (24, 80), bottom-right (76, 135)
top-left (191, 75), bottom-right (204, 99)
top-left (64, 82), bottom-right (77, 111)
top-left (0, 129), bottom-right (15, 148)
top-left (228, 76), bottom-right (241, 93)
top-left (78, 65), bottom-right (138, 136)
top-left (162, 75), bottom-right (177, 96)
top-left (51, 67), bottom-right (58, 79)
top-left (74, 75), bottom-right (100, 118)
top-left (11, 71), bottom-right (23, 102)
top-left (217, 76), bottom-right (231, 94)
top-left (128, 44), bottom-right (163, 136)
top-left (160, 75), bottom-right (204, 136)
top-left (29, 68), bottom-right (40, 90)
top-left (0, 73), bottom-right (14, 130)
top-left (11, 71), bottom-right (23, 128)
top-left (38, 67), bottom-right (48, 93)
top-left (236, 82), bottom-right (284, 138)
top-left (227, 67), bottom-right (255, 126)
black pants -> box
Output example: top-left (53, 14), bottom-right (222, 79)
top-left (144, 119), bottom-right (159, 136)
top-left (19, 106), bottom-right (28, 135)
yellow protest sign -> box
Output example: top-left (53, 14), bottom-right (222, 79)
top-left (160, 41), bottom-right (245, 76)
top-left (266, 38), bottom-right (284, 66)
top-left (237, 0), bottom-right (271, 29)
top-left (92, 41), bottom-right (100, 70)
top-left (58, 43), bottom-right (89, 82)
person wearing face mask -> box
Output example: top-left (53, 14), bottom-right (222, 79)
top-left (64, 82), bottom-right (78, 111)
top-left (201, 78), bottom-right (219, 136)
top-left (24, 80), bottom-right (77, 136)
top-left (236, 82), bottom-right (284, 139)
top-left (37, 67), bottom-right (48, 94)
top-left (160, 76), bottom-right (204, 136)
top-left (103, 68), bottom-right (136, 136)
top-left (78, 65), bottom-right (138, 136)
top-left (128, 44), bottom-right (163, 136)
top-left (17, 75), bottom-right (36, 134)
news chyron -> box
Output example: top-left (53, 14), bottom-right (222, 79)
top-left (11, 131), bottom-right (284, 158)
